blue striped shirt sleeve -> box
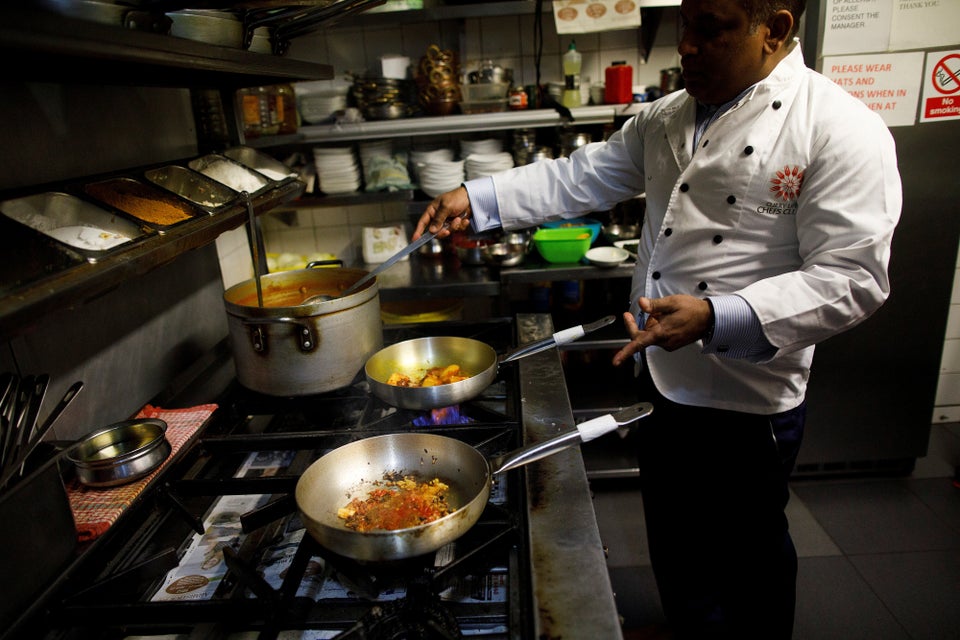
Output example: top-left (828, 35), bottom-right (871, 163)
top-left (702, 294), bottom-right (776, 361)
top-left (463, 176), bottom-right (501, 232)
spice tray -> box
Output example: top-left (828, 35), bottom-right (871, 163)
top-left (223, 146), bottom-right (298, 183)
top-left (188, 153), bottom-right (274, 197)
top-left (81, 176), bottom-right (204, 234)
top-left (143, 164), bottom-right (238, 215)
top-left (0, 191), bottom-right (153, 263)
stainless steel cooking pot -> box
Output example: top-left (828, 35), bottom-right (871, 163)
top-left (223, 266), bottom-right (383, 396)
top-left (295, 402), bottom-right (653, 561)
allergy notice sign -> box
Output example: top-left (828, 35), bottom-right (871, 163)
top-left (920, 50), bottom-right (960, 122)
top-left (823, 52), bottom-right (924, 127)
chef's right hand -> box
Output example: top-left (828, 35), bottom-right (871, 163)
top-left (413, 186), bottom-right (472, 240)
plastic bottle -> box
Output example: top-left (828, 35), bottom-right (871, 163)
top-left (562, 40), bottom-right (582, 108)
top-left (604, 61), bottom-right (633, 105)
top-left (238, 87), bottom-right (263, 138)
top-left (275, 84), bottom-right (299, 135)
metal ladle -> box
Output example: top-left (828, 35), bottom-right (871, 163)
top-left (301, 214), bottom-right (464, 305)
top-left (244, 191), bottom-right (264, 308)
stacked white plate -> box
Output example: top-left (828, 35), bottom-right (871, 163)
top-left (417, 159), bottom-right (466, 198)
top-left (409, 148), bottom-right (455, 182)
top-left (465, 152), bottom-right (515, 180)
top-left (460, 138), bottom-right (503, 158)
top-left (313, 146), bottom-right (361, 194)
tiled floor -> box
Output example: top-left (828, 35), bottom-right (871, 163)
top-left (588, 422), bottom-right (960, 640)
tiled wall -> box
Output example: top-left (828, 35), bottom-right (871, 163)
top-left (216, 9), bottom-right (684, 288)
top-left (933, 256), bottom-right (960, 423)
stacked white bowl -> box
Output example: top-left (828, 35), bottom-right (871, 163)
top-left (465, 151), bottom-right (515, 180)
top-left (313, 146), bottom-right (361, 194)
top-left (410, 148), bottom-right (462, 197)
top-left (417, 158), bottom-right (465, 198)
top-left (460, 138), bottom-right (503, 158)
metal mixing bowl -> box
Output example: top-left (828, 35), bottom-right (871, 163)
top-left (67, 418), bottom-right (171, 487)
top-left (602, 223), bottom-right (639, 242)
top-left (481, 242), bottom-right (527, 267)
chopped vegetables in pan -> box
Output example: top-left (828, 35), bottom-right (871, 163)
top-left (337, 475), bottom-right (453, 532)
top-left (386, 364), bottom-right (469, 387)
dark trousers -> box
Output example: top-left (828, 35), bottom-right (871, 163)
top-left (634, 369), bottom-right (805, 639)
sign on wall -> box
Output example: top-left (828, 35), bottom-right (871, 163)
top-left (822, 51), bottom-right (925, 127)
top-left (822, 0), bottom-right (960, 57)
top-left (822, 0), bottom-right (893, 56)
top-left (920, 50), bottom-right (960, 123)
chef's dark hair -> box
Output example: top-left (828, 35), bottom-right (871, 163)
top-left (743, 0), bottom-right (805, 39)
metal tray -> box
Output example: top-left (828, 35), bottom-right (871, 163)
top-left (222, 146), bottom-right (297, 183)
top-left (0, 192), bottom-right (150, 263)
top-left (188, 153), bottom-right (272, 197)
top-left (143, 164), bottom-right (237, 214)
top-left (82, 177), bottom-right (202, 233)
top-left (0, 214), bottom-right (84, 295)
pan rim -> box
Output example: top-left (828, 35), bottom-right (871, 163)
top-left (295, 432), bottom-right (492, 537)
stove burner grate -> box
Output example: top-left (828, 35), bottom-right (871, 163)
top-left (336, 578), bottom-right (462, 640)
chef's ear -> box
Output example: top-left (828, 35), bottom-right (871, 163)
top-left (763, 10), bottom-right (794, 52)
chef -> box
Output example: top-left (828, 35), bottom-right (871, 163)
top-left (413, 0), bottom-right (902, 637)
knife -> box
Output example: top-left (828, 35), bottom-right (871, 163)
top-left (500, 315), bottom-right (617, 363)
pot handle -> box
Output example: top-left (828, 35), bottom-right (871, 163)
top-left (240, 317), bottom-right (316, 353)
top-left (307, 259), bottom-right (344, 269)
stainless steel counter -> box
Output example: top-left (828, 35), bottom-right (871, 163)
top-left (516, 313), bottom-right (623, 639)
top-left (363, 253), bottom-right (635, 302)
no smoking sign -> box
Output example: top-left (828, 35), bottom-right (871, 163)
top-left (922, 50), bottom-right (960, 122)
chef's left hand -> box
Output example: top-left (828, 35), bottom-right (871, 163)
top-left (612, 295), bottom-right (713, 366)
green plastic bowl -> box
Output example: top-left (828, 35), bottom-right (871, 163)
top-left (533, 227), bottom-right (592, 263)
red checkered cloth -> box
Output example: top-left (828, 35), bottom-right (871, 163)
top-left (66, 404), bottom-right (217, 542)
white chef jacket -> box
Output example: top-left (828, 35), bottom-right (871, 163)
top-left (474, 41), bottom-right (901, 414)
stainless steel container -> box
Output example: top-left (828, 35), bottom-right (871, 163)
top-left (0, 191), bottom-right (149, 262)
top-left (144, 164), bottom-right (237, 214)
top-left (67, 418), bottom-right (171, 487)
top-left (223, 267), bottom-right (384, 396)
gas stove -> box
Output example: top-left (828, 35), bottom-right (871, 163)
top-left (12, 314), bottom-right (622, 640)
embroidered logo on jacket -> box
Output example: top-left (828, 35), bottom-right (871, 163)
top-left (758, 165), bottom-right (804, 215)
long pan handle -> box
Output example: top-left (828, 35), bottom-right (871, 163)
top-left (490, 402), bottom-right (653, 475)
top-left (339, 213), bottom-right (467, 298)
top-left (499, 315), bottom-right (616, 364)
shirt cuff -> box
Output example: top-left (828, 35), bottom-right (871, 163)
top-left (702, 294), bottom-right (776, 361)
top-left (463, 176), bottom-right (501, 232)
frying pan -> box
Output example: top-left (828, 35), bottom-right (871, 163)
top-left (365, 315), bottom-right (616, 410)
top-left (295, 402), bottom-right (653, 562)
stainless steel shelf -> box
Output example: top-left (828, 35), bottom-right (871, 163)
top-left (294, 106), bottom-right (620, 143)
top-left (0, 7), bottom-right (333, 87)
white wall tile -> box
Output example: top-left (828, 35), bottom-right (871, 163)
top-left (934, 371), bottom-right (960, 407)
top-left (363, 26), bottom-right (406, 66)
top-left (402, 23), bottom-right (447, 59)
top-left (945, 304), bottom-right (960, 340)
top-left (327, 27), bottom-right (371, 77)
top-left (939, 338), bottom-right (960, 373)
top-left (480, 16), bottom-right (523, 58)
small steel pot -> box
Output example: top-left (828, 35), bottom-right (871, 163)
top-left (67, 419), bottom-right (171, 488)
